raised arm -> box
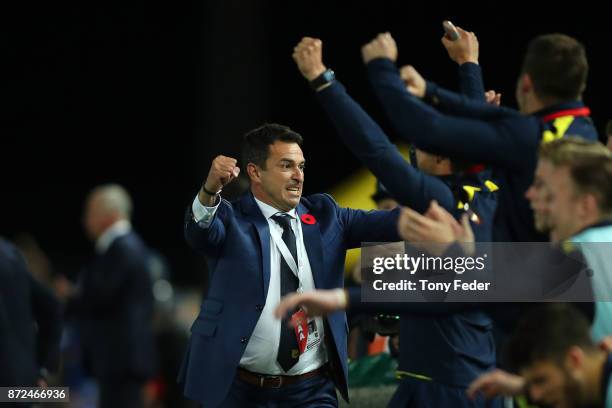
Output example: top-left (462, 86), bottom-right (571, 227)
top-left (292, 37), bottom-right (455, 214)
top-left (363, 33), bottom-right (514, 119)
top-left (360, 34), bottom-right (534, 170)
top-left (441, 25), bottom-right (486, 101)
top-left (185, 155), bottom-right (240, 255)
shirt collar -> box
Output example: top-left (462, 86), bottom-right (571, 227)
top-left (95, 219), bottom-right (132, 254)
top-left (532, 100), bottom-right (585, 120)
top-left (571, 219), bottom-right (612, 240)
top-left (253, 197), bottom-right (297, 221)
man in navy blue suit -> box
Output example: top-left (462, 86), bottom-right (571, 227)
top-left (70, 184), bottom-right (157, 408)
top-left (178, 123), bottom-right (401, 407)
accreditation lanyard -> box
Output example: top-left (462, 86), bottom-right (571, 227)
top-left (269, 216), bottom-right (303, 292)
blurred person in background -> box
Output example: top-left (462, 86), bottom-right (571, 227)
top-left (0, 237), bottom-right (62, 407)
top-left (66, 184), bottom-right (157, 408)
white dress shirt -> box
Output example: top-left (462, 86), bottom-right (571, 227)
top-left (192, 195), bottom-right (327, 375)
top-left (95, 219), bottom-right (132, 254)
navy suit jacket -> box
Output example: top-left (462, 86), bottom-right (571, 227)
top-left (73, 231), bottom-right (156, 381)
top-left (0, 238), bottom-right (62, 386)
top-left (178, 192), bottom-right (400, 407)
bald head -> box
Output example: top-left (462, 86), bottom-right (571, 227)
top-left (83, 184), bottom-right (133, 240)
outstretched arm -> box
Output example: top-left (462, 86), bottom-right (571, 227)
top-left (361, 34), bottom-right (533, 170)
top-left (274, 204), bottom-right (479, 318)
top-left (275, 287), bottom-right (480, 319)
top-left (293, 37), bottom-right (455, 214)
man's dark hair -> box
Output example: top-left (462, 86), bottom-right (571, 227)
top-left (506, 303), bottom-right (595, 372)
top-left (521, 34), bottom-right (588, 102)
top-left (242, 123), bottom-right (303, 170)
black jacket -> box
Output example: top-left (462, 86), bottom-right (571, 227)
top-left (72, 231), bottom-right (156, 380)
top-left (0, 238), bottom-right (62, 386)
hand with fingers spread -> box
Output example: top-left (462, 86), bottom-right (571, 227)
top-left (466, 369), bottom-right (525, 400)
top-left (398, 201), bottom-right (474, 255)
top-left (292, 37), bottom-right (327, 81)
top-left (274, 289), bottom-right (347, 321)
top-left (485, 90), bottom-right (502, 106)
top-left (399, 65), bottom-right (426, 98)
top-left (361, 32), bottom-right (398, 64)
top-left (426, 201), bottom-right (475, 254)
top-left (441, 26), bottom-right (479, 66)
top-left (200, 155), bottom-right (240, 205)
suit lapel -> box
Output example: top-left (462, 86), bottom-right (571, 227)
top-left (298, 203), bottom-right (325, 289)
top-left (239, 193), bottom-right (272, 299)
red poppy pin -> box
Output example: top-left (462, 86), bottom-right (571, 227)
top-left (300, 214), bottom-right (316, 225)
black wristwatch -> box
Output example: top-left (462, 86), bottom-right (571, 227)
top-left (310, 69), bottom-right (335, 91)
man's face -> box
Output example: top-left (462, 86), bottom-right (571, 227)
top-left (606, 135), bottom-right (612, 153)
top-left (545, 164), bottom-right (586, 242)
top-left (83, 193), bottom-right (107, 240)
top-left (521, 360), bottom-right (582, 408)
top-left (525, 160), bottom-right (555, 234)
top-left (256, 141), bottom-right (305, 212)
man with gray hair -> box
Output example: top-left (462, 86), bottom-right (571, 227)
top-left (70, 184), bottom-right (157, 408)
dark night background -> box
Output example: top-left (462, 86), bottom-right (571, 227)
top-left (4, 1), bottom-right (610, 285)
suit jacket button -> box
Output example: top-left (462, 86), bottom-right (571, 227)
top-left (240, 337), bottom-right (248, 344)
top-left (256, 304), bottom-right (263, 311)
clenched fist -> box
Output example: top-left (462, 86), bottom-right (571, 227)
top-left (200, 155), bottom-right (240, 204)
top-left (361, 32), bottom-right (398, 64)
top-left (399, 65), bottom-right (426, 98)
top-left (484, 90), bottom-right (502, 106)
top-left (293, 37), bottom-right (327, 81)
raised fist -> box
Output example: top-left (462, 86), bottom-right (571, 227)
top-left (293, 37), bottom-right (326, 81)
top-left (361, 32), bottom-right (398, 64)
top-left (204, 155), bottom-right (240, 194)
top-left (399, 65), bottom-right (426, 99)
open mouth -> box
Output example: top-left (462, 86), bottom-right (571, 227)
top-left (287, 186), bottom-right (301, 193)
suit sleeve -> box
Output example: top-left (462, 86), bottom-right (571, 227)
top-left (332, 200), bottom-right (401, 249)
top-left (316, 80), bottom-right (455, 214)
top-left (366, 58), bottom-right (536, 170)
top-left (346, 287), bottom-right (479, 316)
top-left (184, 196), bottom-right (230, 256)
